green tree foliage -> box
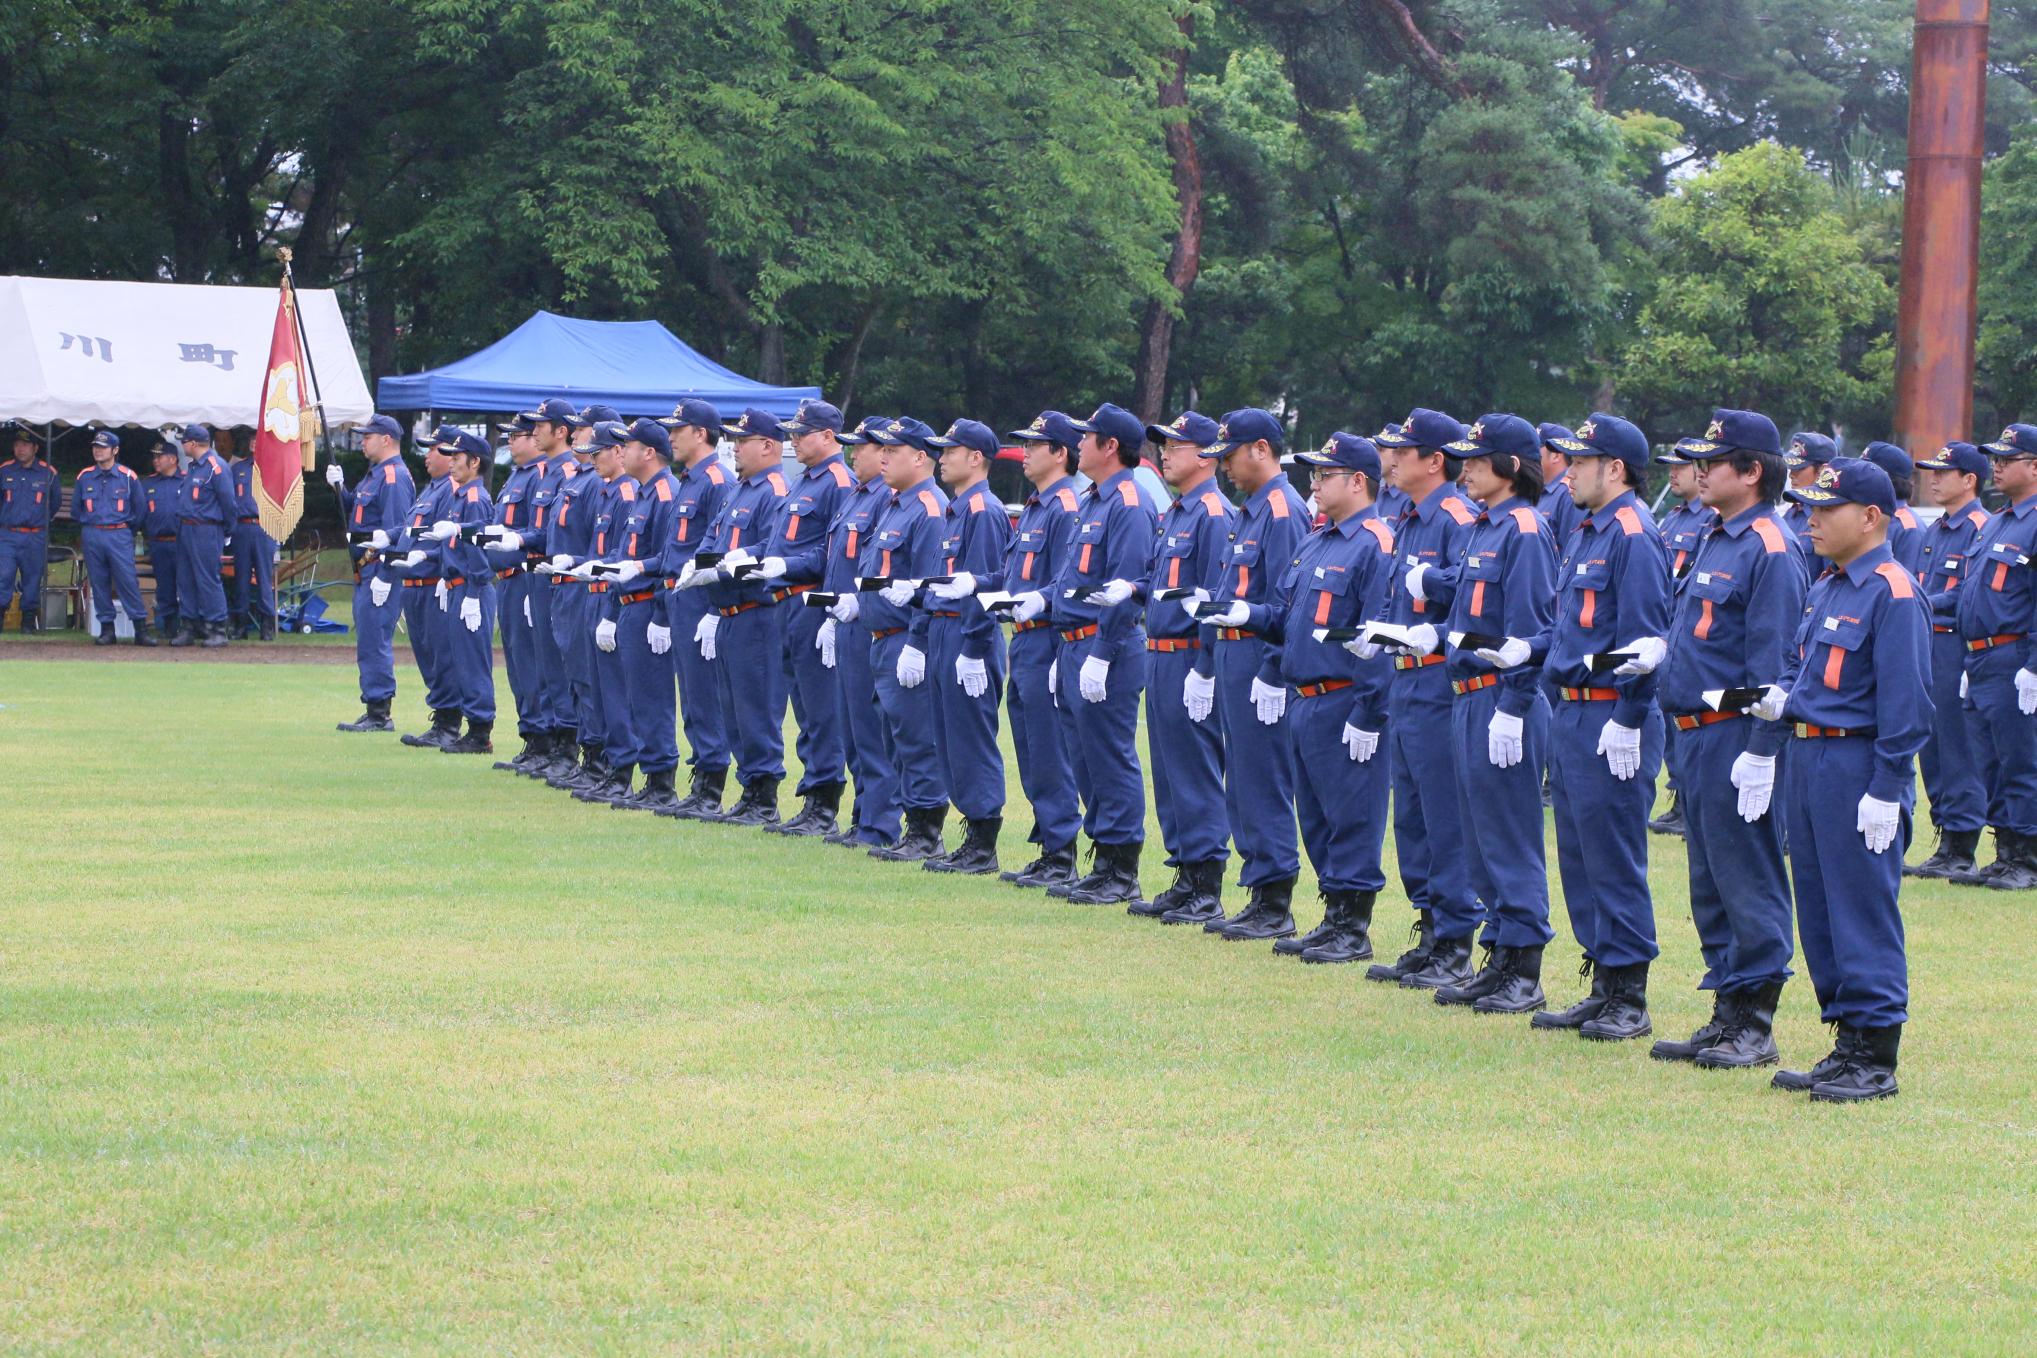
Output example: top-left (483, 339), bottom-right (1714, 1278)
top-left (1979, 126), bottom-right (2037, 428)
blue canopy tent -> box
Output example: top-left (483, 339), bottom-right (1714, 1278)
top-left (376, 310), bottom-right (819, 419)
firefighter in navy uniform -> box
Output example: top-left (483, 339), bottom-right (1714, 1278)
top-left (332, 415), bottom-right (416, 732)
top-left (140, 439), bottom-right (186, 642)
top-left (74, 431), bottom-right (154, 645)
top-left (1649, 448), bottom-right (1713, 837)
top-left (0, 424), bottom-right (58, 631)
top-left (1760, 459), bottom-right (1931, 1103)
top-left (1908, 440), bottom-right (1992, 879)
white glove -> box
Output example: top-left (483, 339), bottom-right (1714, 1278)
top-left (757, 556), bottom-right (788, 581)
top-left (1091, 578), bottom-right (1136, 606)
top-left (828, 592), bottom-right (861, 624)
top-left (566, 562), bottom-right (597, 581)
top-left (694, 613), bottom-right (718, 659)
top-left (931, 572), bottom-right (977, 600)
top-left (427, 519), bottom-right (460, 542)
top-left (1473, 636), bottom-right (1533, 669)
top-left (595, 618), bottom-right (618, 653)
top-left (1047, 658), bottom-right (1058, 696)
top-left (550, 553), bottom-right (573, 570)
top-left (881, 580), bottom-right (917, 607)
top-left (956, 654), bottom-right (989, 698)
top-left (1487, 710), bottom-right (1525, 768)
top-left (2018, 668), bottom-right (2037, 716)
top-left (1199, 601), bottom-right (1249, 628)
top-left (1597, 719), bottom-right (1641, 781)
top-left (495, 529), bottom-right (523, 552)
top-left (523, 595), bottom-right (531, 625)
top-left (1079, 655), bottom-right (1110, 703)
top-left (1960, 670), bottom-right (1970, 701)
top-left (1857, 793), bottom-right (1900, 855)
top-left (399, 550), bottom-right (426, 569)
top-left (1344, 724), bottom-right (1380, 763)
top-left (1251, 676), bottom-right (1287, 725)
top-left (1613, 635), bottom-right (1667, 676)
top-left (1183, 669), bottom-right (1215, 723)
top-left (1342, 636), bottom-right (1381, 661)
top-left (818, 618), bottom-right (837, 669)
top-left (1730, 751), bottom-right (1776, 822)
top-left (368, 529), bottom-right (391, 550)
top-left (647, 621), bottom-right (671, 654)
top-left (434, 579), bottom-right (448, 609)
top-left (1748, 684), bottom-right (1789, 722)
top-left (897, 644), bottom-right (926, 687)
top-left (369, 578), bottom-right (391, 607)
top-left (1011, 591), bottom-right (1046, 623)
top-left (460, 596), bottom-right (481, 632)
top-left (610, 558), bottom-right (645, 583)
top-left (324, 463), bottom-right (344, 489)
top-left (1404, 561), bottom-right (1430, 602)
top-left (1403, 622), bottom-right (1440, 655)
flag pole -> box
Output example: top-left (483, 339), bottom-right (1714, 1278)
top-left (276, 247), bottom-right (333, 473)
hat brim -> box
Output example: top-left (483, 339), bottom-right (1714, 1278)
top-left (1371, 432), bottom-right (1421, 448)
top-left (1785, 485), bottom-right (1845, 505)
top-left (1443, 439), bottom-right (1492, 456)
top-left (1294, 449), bottom-right (1349, 467)
top-left (1981, 441), bottom-right (2029, 455)
top-left (1198, 441), bottom-right (1235, 458)
top-left (1653, 452), bottom-right (1689, 465)
top-left (721, 425), bottom-right (780, 440)
top-left (836, 432), bottom-right (868, 445)
top-left (1548, 438), bottom-right (1594, 454)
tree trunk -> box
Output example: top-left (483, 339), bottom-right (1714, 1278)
top-left (757, 321), bottom-right (786, 384)
top-left (1132, 16), bottom-right (1204, 426)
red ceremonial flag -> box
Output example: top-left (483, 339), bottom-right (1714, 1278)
top-left (251, 269), bottom-right (317, 543)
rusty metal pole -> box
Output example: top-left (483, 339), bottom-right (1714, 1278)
top-left (1894, 0), bottom-right (1990, 457)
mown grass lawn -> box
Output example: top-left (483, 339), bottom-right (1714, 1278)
top-left (1, 653), bottom-right (2032, 1355)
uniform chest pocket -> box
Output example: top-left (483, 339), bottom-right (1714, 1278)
top-left (496, 486), bottom-right (523, 526)
top-left (672, 501), bottom-right (701, 543)
top-left (1686, 571), bottom-right (1739, 640)
top-left (1568, 561), bottom-right (1611, 627)
top-left (1304, 565), bottom-right (1353, 625)
top-left (1986, 540), bottom-right (2029, 590)
top-left (1813, 615), bottom-right (1868, 688)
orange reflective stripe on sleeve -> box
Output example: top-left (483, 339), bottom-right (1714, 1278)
top-left (1992, 561), bottom-right (2008, 591)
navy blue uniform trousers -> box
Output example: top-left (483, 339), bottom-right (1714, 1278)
top-left (1963, 649), bottom-right (2037, 836)
top-left (147, 538), bottom-right (181, 630)
top-left (352, 574), bottom-right (403, 704)
top-left (616, 596), bottom-right (677, 774)
top-left (1785, 735), bottom-right (1910, 1027)
top-left (1389, 663), bottom-right (1481, 940)
top-left (497, 572), bottom-right (540, 736)
top-left (1920, 630), bottom-right (1984, 833)
top-left (837, 618), bottom-right (901, 842)
top-left (444, 581), bottom-right (496, 721)
top-left (928, 617), bottom-right (1006, 821)
top-left (1145, 646), bottom-right (1228, 867)
top-left (527, 573), bottom-right (573, 737)
top-left (178, 522), bottom-right (228, 624)
top-left (1066, 640), bottom-right (1148, 847)
top-left (785, 604), bottom-right (846, 791)
top-left (670, 587), bottom-right (730, 774)
top-left (1291, 687), bottom-right (1388, 893)
top-left (403, 581), bottom-right (453, 712)
top-left (82, 529), bottom-right (145, 626)
top-left (1451, 684), bottom-right (1554, 949)
top-left (1216, 637), bottom-right (1296, 882)
top-left (713, 604), bottom-right (788, 782)
top-left (1548, 697), bottom-right (1662, 967)
top-left (1008, 628), bottom-right (1081, 853)
top-left (1679, 718), bottom-right (1795, 993)
top-left (228, 523), bottom-right (275, 626)
top-left (872, 630), bottom-right (947, 811)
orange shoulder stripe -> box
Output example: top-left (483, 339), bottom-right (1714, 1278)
top-left (705, 463), bottom-right (724, 483)
top-left (1053, 487), bottom-right (1079, 512)
top-left (1441, 498), bottom-right (1475, 525)
top-left (383, 464), bottom-right (398, 484)
top-left (1117, 480), bottom-right (1139, 507)
top-left (766, 471), bottom-right (788, 496)
top-left (828, 461), bottom-right (853, 488)
top-left (1361, 518), bottom-right (1393, 552)
top-left (1613, 505), bottom-right (1644, 536)
top-left (654, 478), bottom-right (673, 501)
top-left (1749, 517), bottom-right (1788, 553)
top-left (917, 488), bottom-right (943, 516)
top-left (1509, 505), bottom-right (1539, 534)
top-left (1200, 491), bottom-right (1227, 516)
top-left (1267, 491), bottom-right (1290, 519)
top-left (618, 481), bottom-right (637, 501)
top-left (1967, 507), bottom-right (1988, 530)
top-left (1874, 561), bottom-right (1916, 600)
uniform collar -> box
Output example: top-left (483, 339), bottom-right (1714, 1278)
top-left (1167, 473), bottom-right (1216, 507)
top-left (1089, 467), bottom-right (1137, 499)
top-left (1475, 493), bottom-right (1528, 524)
top-left (1716, 501), bottom-right (1774, 537)
top-left (801, 453), bottom-right (845, 481)
top-left (1412, 482), bottom-right (1460, 521)
top-left (1938, 497), bottom-right (1979, 523)
top-left (2009, 492), bottom-right (2037, 518)
top-left (1241, 475), bottom-right (1286, 511)
top-left (1322, 504), bottom-right (1375, 538)
top-left (1838, 541), bottom-right (1896, 587)
top-left (546, 449), bottom-right (577, 472)
top-left (893, 474), bottom-right (938, 506)
top-left (1029, 474), bottom-right (1078, 507)
top-left (1582, 488), bottom-right (1640, 531)
top-left (739, 465), bottom-right (777, 488)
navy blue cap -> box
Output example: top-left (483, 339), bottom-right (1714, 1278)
top-left (1203, 407), bottom-right (1284, 458)
top-left (1007, 410), bottom-right (1081, 450)
top-left (437, 430), bottom-right (490, 461)
top-left (179, 423), bottom-right (212, 444)
top-left (424, 424), bottom-right (465, 449)
top-left (721, 408), bottom-right (785, 441)
top-left (91, 430), bottom-right (120, 449)
top-left (1374, 408), bottom-right (1465, 451)
top-left (927, 418), bottom-right (999, 457)
top-left (1147, 411), bottom-right (1221, 448)
top-left (841, 415), bottom-right (893, 447)
top-left (1677, 409), bottom-right (1783, 460)
top-left (627, 418), bottom-right (673, 458)
top-left (585, 420), bottom-right (631, 451)
top-left (580, 404), bottom-right (621, 426)
top-left (1983, 423), bottom-right (2037, 457)
top-left (1654, 446), bottom-right (1691, 466)
top-left (493, 412), bottom-right (536, 435)
top-left (872, 416), bottom-right (938, 452)
top-left (1295, 431), bottom-right (1381, 481)
top-left (523, 397), bottom-right (582, 427)
top-left (1916, 439), bottom-right (1989, 480)
top-left (1785, 430), bottom-right (1837, 468)
top-left (360, 414), bottom-right (405, 440)
top-left (659, 397), bottom-right (722, 433)
top-left (1069, 402), bottom-right (1148, 455)
top-left (1552, 413), bottom-right (1649, 476)
top-left (1537, 422), bottom-right (1576, 451)
top-left (1787, 458), bottom-right (1895, 514)
top-left (1446, 413), bottom-right (1538, 461)
top-left (1860, 441), bottom-right (1914, 486)
top-left (780, 399), bottom-right (845, 437)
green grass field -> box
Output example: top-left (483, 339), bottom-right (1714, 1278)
top-left (2, 651), bottom-right (2033, 1355)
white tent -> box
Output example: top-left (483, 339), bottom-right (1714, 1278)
top-left (0, 274), bottom-right (374, 429)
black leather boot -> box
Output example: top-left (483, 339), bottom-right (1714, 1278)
top-left (577, 762), bottom-right (635, 804)
top-left (532, 732), bottom-right (580, 781)
top-left (1300, 891), bottom-right (1376, 964)
top-left (494, 735), bottom-right (540, 773)
top-left (1137, 864), bottom-right (1197, 917)
top-left (1531, 955), bottom-right (1605, 1030)
top-left (1648, 791), bottom-right (1685, 836)
top-left (1158, 861), bottom-right (1226, 926)
top-left (1007, 842), bottom-right (1078, 891)
top-left (1694, 980), bottom-right (1783, 1068)
top-left (1650, 992), bottom-right (1732, 1062)
top-left (1211, 877), bottom-right (1295, 940)
top-left (441, 718), bottom-right (494, 754)
top-left (337, 698), bottom-right (394, 733)
top-left (168, 620), bottom-right (199, 647)
top-left (717, 777), bottom-right (782, 826)
top-left (402, 708), bottom-right (460, 748)
top-left (870, 804), bottom-right (946, 860)
top-left (926, 816), bottom-right (1001, 875)
top-left (132, 625), bottom-right (157, 646)
top-left (1060, 840), bottom-right (1142, 905)
top-left (771, 781), bottom-right (843, 837)
top-left (1367, 910), bottom-right (1434, 983)
top-left (1907, 827), bottom-right (1980, 880)
top-left (1400, 933), bottom-right (1475, 991)
top-left (551, 743), bottom-right (604, 792)
top-left (1773, 1024), bottom-right (1859, 1092)
top-left (1809, 1024), bottom-right (1900, 1103)
top-left (1982, 829), bottom-right (2037, 890)
top-left (1432, 941), bottom-right (1504, 1006)
top-left (201, 619), bottom-right (229, 648)
top-left (1048, 842), bottom-right (1103, 898)
top-left (1469, 944), bottom-right (1546, 1013)
top-left (662, 765), bottom-right (728, 819)
top-left (1276, 893), bottom-right (1344, 956)
top-left (624, 767), bottom-right (682, 814)
top-left (1580, 961), bottom-right (1652, 1040)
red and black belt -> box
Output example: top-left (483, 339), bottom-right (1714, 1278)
top-left (406, 576), bottom-right (440, 588)
top-left (1795, 723), bottom-right (1872, 739)
top-left (618, 588), bottom-right (658, 605)
top-left (238, 516), bottom-right (259, 524)
top-left (1014, 619), bottom-right (1053, 633)
top-left (1146, 637), bottom-right (1200, 653)
top-left (1294, 679), bottom-right (1352, 699)
top-left (1060, 624), bottom-right (1098, 643)
top-left (771, 584), bottom-right (814, 604)
top-left (1967, 632), bottom-right (2025, 652)
top-left (1452, 673), bottom-right (1498, 696)
top-left (871, 626), bottom-right (904, 641)
top-left (1557, 686), bottom-right (1619, 702)
top-left (1216, 627), bottom-right (1253, 642)
top-left (495, 566), bottom-right (523, 580)
top-left (717, 601), bottom-right (762, 618)
top-left (1671, 710), bottom-right (1741, 732)
top-left (85, 523), bottom-right (128, 531)
top-left (1393, 653), bottom-right (1445, 672)
top-left (152, 534), bottom-right (177, 543)
top-left (929, 610), bottom-right (962, 619)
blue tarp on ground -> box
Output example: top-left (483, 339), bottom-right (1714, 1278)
top-left (376, 310), bottom-right (820, 419)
